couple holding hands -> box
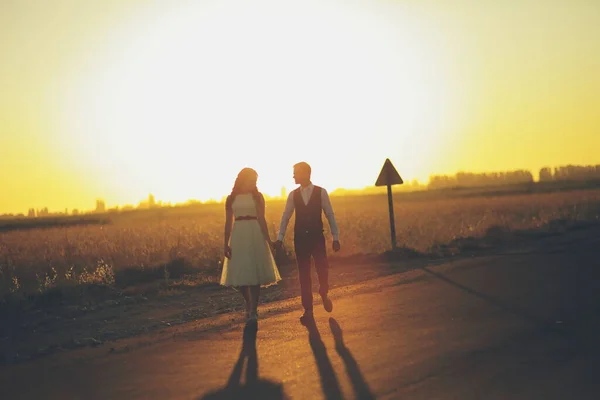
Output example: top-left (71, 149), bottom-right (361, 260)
top-left (221, 162), bottom-right (340, 326)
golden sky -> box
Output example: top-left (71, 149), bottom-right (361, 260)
top-left (1, 0), bottom-right (599, 214)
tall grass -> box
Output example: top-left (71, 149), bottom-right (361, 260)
top-left (1, 190), bottom-right (599, 298)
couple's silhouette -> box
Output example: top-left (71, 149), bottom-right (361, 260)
top-left (220, 162), bottom-right (340, 325)
top-left (199, 162), bottom-right (372, 398)
top-left (199, 318), bottom-right (374, 400)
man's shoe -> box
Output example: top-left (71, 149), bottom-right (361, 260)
top-left (300, 311), bottom-right (314, 326)
top-left (322, 296), bottom-right (333, 313)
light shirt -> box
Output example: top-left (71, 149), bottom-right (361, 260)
top-left (277, 183), bottom-right (340, 241)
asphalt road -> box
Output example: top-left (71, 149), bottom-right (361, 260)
top-left (3, 233), bottom-right (600, 399)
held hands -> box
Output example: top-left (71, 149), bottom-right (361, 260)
top-left (271, 240), bottom-right (283, 256)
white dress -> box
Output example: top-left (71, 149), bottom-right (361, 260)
top-left (220, 193), bottom-right (282, 288)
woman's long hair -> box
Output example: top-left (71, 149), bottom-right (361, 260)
top-left (226, 167), bottom-right (262, 210)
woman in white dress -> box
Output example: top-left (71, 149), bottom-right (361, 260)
top-left (221, 167), bottom-right (282, 322)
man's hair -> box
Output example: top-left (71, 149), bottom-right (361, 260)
top-left (293, 162), bottom-right (311, 177)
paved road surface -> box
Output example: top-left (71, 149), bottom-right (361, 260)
top-left (3, 234), bottom-right (600, 399)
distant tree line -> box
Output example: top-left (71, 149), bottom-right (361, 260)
top-left (9, 164), bottom-right (600, 217)
top-left (428, 164), bottom-right (600, 190)
top-left (539, 164), bottom-right (600, 182)
top-left (428, 170), bottom-right (533, 189)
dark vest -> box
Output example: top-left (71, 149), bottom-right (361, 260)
top-left (293, 185), bottom-right (323, 236)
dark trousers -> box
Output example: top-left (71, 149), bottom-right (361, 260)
top-left (294, 232), bottom-right (329, 312)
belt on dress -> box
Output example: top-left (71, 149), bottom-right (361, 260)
top-left (235, 216), bottom-right (258, 221)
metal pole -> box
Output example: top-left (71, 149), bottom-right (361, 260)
top-left (387, 183), bottom-right (397, 250)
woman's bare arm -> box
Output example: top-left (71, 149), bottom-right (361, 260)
top-left (223, 196), bottom-right (234, 257)
top-left (256, 194), bottom-right (272, 244)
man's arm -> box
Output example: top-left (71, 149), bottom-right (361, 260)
top-left (277, 192), bottom-right (295, 242)
top-left (321, 188), bottom-right (339, 242)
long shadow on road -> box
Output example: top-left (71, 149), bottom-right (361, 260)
top-left (305, 317), bottom-right (344, 400)
top-left (304, 317), bottom-right (375, 400)
top-left (329, 318), bottom-right (376, 400)
top-left (419, 267), bottom-right (571, 338)
top-left (415, 255), bottom-right (600, 398)
top-left (199, 321), bottom-right (288, 400)
top-left (417, 265), bottom-right (600, 365)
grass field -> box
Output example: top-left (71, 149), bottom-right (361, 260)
top-left (1, 187), bottom-right (600, 300)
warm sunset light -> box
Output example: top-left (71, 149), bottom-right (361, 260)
top-left (4, 3), bottom-right (600, 396)
top-left (1, 0), bottom-right (599, 214)
top-left (57, 0), bottom-right (457, 205)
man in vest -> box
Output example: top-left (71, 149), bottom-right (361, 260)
top-left (275, 161), bottom-right (340, 325)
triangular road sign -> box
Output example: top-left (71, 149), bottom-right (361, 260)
top-left (375, 158), bottom-right (403, 186)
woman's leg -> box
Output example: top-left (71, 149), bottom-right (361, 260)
top-left (249, 285), bottom-right (260, 315)
top-left (240, 286), bottom-right (250, 315)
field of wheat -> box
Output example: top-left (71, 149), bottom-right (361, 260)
top-left (1, 189), bottom-right (599, 298)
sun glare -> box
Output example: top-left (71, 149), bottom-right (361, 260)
top-left (59, 0), bottom-right (460, 205)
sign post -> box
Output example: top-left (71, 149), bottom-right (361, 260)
top-left (375, 158), bottom-right (403, 250)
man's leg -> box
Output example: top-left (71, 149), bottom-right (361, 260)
top-left (295, 239), bottom-right (314, 313)
top-left (313, 234), bottom-right (332, 312)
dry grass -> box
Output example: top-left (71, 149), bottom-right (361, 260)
top-left (1, 189), bottom-right (599, 298)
